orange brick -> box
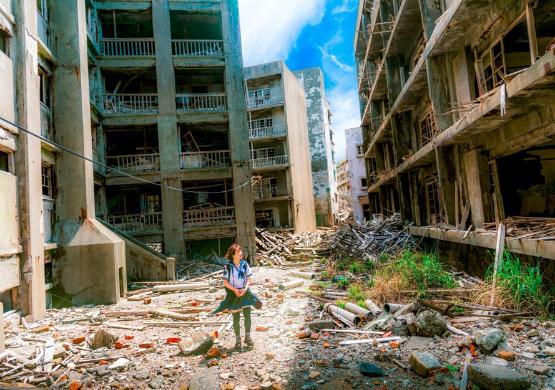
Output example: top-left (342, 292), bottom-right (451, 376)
top-left (255, 325), bottom-right (270, 332)
top-left (139, 342), bottom-right (154, 349)
top-left (72, 337), bottom-right (86, 345)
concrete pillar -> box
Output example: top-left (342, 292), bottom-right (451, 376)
top-left (435, 146), bottom-right (457, 225)
top-left (418, 0), bottom-right (442, 41)
top-left (426, 55), bottom-right (454, 131)
top-left (14, 0), bottom-right (46, 319)
top-left (50, 0), bottom-right (125, 305)
top-left (0, 302), bottom-right (4, 352)
top-left (385, 56), bottom-right (403, 104)
top-left (396, 172), bottom-right (412, 224)
top-left (152, 0), bottom-right (185, 261)
top-left (221, 0), bottom-right (256, 259)
top-left (463, 149), bottom-right (494, 228)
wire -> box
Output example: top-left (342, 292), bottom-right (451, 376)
top-left (0, 116), bottom-right (254, 194)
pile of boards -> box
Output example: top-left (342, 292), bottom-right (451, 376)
top-left (255, 228), bottom-right (333, 266)
top-left (329, 214), bottom-right (415, 262)
top-left (476, 216), bottom-right (555, 240)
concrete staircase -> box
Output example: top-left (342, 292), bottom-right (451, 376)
top-left (99, 219), bottom-right (176, 282)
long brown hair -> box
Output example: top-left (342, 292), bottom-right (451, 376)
top-left (225, 243), bottom-right (242, 260)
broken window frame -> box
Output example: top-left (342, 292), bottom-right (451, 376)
top-left (251, 147), bottom-right (275, 160)
top-left (39, 68), bottom-right (51, 108)
top-left (356, 144), bottom-right (364, 156)
top-left (41, 163), bottom-right (54, 199)
top-left (476, 12), bottom-right (533, 94)
top-left (248, 88), bottom-right (271, 105)
top-left (419, 107), bottom-right (439, 147)
top-left (0, 29), bottom-right (9, 56)
top-left (424, 175), bottom-right (442, 225)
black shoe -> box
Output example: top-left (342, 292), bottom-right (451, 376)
top-left (244, 334), bottom-right (253, 346)
top-left (234, 338), bottom-right (242, 351)
top-left (255, 300), bottom-right (263, 310)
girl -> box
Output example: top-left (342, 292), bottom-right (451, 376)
top-left (212, 243), bottom-right (262, 350)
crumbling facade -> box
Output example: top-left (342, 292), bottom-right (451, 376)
top-left (295, 68), bottom-right (338, 226)
top-left (344, 127), bottom-right (370, 223)
top-left (88, 0), bottom-right (256, 262)
top-left (0, 0), bottom-right (253, 318)
top-left (355, 0), bottom-right (555, 259)
top-left (0, 0), bottom-right (127, 318)
top-left (245, 61), bottom-right (317, 233)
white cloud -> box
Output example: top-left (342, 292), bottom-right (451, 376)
top-left (329, 87), bottom-right (361, 163)
top-left (239, 0), bottom-right (326, 66)
top-left (332, 0), bottom-right (357, 15)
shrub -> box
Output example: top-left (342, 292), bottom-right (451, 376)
top-left (349, 261), bottom-right (364, 274)
top-left (392, 250), bottom-right (455, 293)
top-left (347, 284), bottom-right (365, 302)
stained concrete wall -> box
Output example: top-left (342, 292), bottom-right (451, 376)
top-left (283, 66), bottom-right (317, 233)
top-left (345, 127), bottom-right (368, 223)
top-left (295, 68), bottom-right (337, 226)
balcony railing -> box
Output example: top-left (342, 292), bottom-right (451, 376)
top-left (252, 155), bottom-right (289, 169)
top-left (99, 38), bottom-right (155, 56)
top-left (103, 93), bottom-right (158, 115)
top-left (37, 11), bottom-right (50, 48)
top-left (171, 40), bottom-right (224, 56)
top-left (40, 103), bottom-right (53, 141)
top-left (106, 153), bottom-right (160, 174)
top-left (247, 95), bottom-right (284, 110)
top-left (180, 150), bottom-right (230, 169)
top-left (176, 93), bottom-right (227, 112)
top-left (183, 206), bottom-right (235, 227)
top-left (108, 212), bottom-right (163, 233)
top-left (249, 124), bottom-right (287, 140)
top-left (253, 184), bottom-right (288, 200)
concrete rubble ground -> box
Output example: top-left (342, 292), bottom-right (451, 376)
top-left (1, 222), bottom-right (555, 389)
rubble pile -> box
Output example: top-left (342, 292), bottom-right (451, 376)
top-left (1, 262), bottom-right (554, 389)
top-left (329, 214), bottom-right (416, 262)
top-left (255, 228), bottom-right (333, 266)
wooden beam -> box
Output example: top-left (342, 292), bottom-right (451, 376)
top-left (526, 4), bottom-right (538, 64)
top-left (490, 223), bottom-right (506, 306)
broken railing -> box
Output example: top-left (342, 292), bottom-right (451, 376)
top-left (175, 93), bottom-right (227, 112)
top-left (246, 95), bottom-right (284, 110)
top-left (183, 206), bottom-right (235, 227)
top-left (103, 93), bottom-right (159, 114)
top-left (251, 155), bottom-right (289, 169)
top-left (99, 38), bottom-right (156, 56)
top-left (253, 184), bottom-right (282, 199)
top-left (249, 124), bottom-right (287, 140)
top-left (108, 212), bottom-right (163, 233)
top-left (106, 153), bottom-right (161, 173)
top-left (171, 39), bottom-right (224, 56)
top-left (179, 150), bottom-right (231, 169)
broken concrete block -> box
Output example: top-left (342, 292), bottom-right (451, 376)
top-left (307, 319), bottom-right (335, 331)
top-left (409, 351), bottom-right (442, 377)
top-left (472, 328), bottom-right (506, 353)
top-left (178, 333), bottom-right (214, 356)
top-left (468, 363), bottom-right (530, 390)
top-left (91, 329), bottom-right (117, 349)
top-left (415, 310), bottom-right (447, 337)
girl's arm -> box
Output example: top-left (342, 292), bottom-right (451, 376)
top-left (238, 277), bottom-right (251, 296)
top-left (224, 279), bottom-right (241, 296)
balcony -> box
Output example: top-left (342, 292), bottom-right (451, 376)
top-left (183, 206), bottom-right (235, 227)
top-left (253, 184), bottom-right (289, 200)
top-left (106, 153), bottom-right (160, 174)
top-left (40, 103), bottom-right (53, 141)
top-left (180, 150), bottom-right (230, 169)
top-left (247, 95), bottom-right (284, 110)
top-left (108, 212), bottom-right (163, 234)
top-left (102, 94), bottom-right (159, 115)
top-left (252, 155), bottom-right (289, 170)
top-left (249, 124), bottom-right (287, 140)
top-left (99, 38), bottom-right (155, 56)
top-left (171, 40), bottom-right (223, 57)
top-left (176, 93), bottom-right (227, 112)
top-left (37, 11), bottom-right (50, 49)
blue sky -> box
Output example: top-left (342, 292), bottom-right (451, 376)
top-left (239, 0), bottom-right (361, 162)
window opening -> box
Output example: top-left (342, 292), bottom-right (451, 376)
top-left (419, 107), bottom-right (439, 147)
top-left (0, 30), bottom-right (9, 56)
top-left (424, 175), bottom-right (442, 225)
top-left (249, 117), bottom-right (273, 129)
top-left (0, 151), bottom-right (9, 172)
top-left (42, 164), bottom-right (54, 198)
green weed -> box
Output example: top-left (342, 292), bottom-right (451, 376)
top-left (486, 251), bottom-right (552, 315)
top-left (349, 261), bottom-right (364, 274)
top-left (391, 250), bottom-right (455, 293)
top-left (347, 284), bottom-right (365, 302)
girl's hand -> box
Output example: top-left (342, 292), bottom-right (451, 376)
top-left (234, 288), bottom-right (243, 297)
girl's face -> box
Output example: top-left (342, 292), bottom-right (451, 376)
top-left (233, 247), bottom-right (243, 262)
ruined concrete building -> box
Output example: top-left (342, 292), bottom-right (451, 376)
top-left (294, 68), bottom-right (338, 226)
top-left (245, 61), bottom-right (317, 233)
top-left (342, 127), bottom-right (371, 223)
top-left (0, 0), bottom-right (254, 318)
top-left (355, 0), bottom-right (555, 260)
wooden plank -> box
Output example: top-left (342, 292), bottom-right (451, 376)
top-left (490, 223), bottom-right (506, 306)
